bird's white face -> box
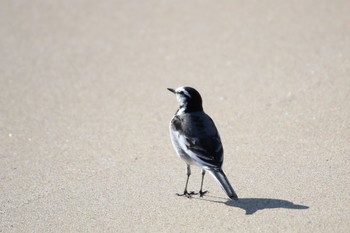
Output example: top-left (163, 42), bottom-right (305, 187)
top-left (175, 87), bottom-right (191, 105)
top-left (173, 87), bottom-right (191, 114)
top-left (168, 86), bottom-right (203, 115)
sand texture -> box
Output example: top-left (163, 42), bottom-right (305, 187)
top-left (1, 0), bottom-right (350, 232)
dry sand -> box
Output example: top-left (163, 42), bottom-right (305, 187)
top-left (1, 0), bottom-right (350, 232)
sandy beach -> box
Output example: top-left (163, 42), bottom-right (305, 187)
top-left (1, 0), bottom-right (349, 232)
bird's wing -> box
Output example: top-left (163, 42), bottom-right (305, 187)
top-left (186, 136), bottom-right (222, 160)
top-left (178, 133), bottom-right (223, 168)
top-left (171, 113), bottom-right (224, 168)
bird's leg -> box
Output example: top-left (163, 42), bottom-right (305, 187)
top-left (199, 169), bottom-right (208, 197)
top-left (177, 165), bottom-right (196, 198)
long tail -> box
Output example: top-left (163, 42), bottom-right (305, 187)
top-left (208, 169), bottom-right (238, 200)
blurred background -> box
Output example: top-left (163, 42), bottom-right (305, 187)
top-left (1, 0), bottom-right (349, 232)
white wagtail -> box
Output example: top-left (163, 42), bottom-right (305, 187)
top-left (168, 86), bottom-right (238, 200)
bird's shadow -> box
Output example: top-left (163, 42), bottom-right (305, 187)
top-left (197, 195), bottom-right (309, 215)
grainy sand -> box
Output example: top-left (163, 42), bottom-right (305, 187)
top-left (1, 0), bottom-right (349, 232)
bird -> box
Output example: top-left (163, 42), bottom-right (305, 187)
top-left (168, 86), bottom-right (238, 200)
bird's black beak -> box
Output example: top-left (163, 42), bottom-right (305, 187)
top-left (167, 88), bottom-right (175, 94)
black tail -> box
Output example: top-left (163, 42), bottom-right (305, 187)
top-left (208, 169), bottom-right (238, 200)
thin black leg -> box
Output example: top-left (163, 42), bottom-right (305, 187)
top-left (199, 169), bottom-right (208, 197)
top-left (177, 165), bottom-right (195, 198)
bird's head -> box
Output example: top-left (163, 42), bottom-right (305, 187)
top-left (167, 86), bottom-right (203, 113)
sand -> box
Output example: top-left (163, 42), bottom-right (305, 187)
top-left (1, 0), bottom-right (349, 232)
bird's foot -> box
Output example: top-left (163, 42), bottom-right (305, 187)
top-left (199, 190), bottom-right (208, 197)
top-left (176, 191), bottom-right (196, 198)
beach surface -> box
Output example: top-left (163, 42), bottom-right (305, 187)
top-left (1, 0), bottom-right (349, 232)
